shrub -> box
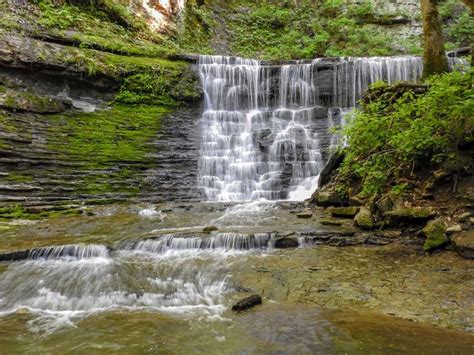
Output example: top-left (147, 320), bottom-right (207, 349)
top-left (337, 69), bottom-right (474, 197)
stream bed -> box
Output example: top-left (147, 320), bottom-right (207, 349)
top-left (0, 202), bottom-right (473, 353)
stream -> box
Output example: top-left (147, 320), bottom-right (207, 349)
top-left (0, 55), bottom-right (472, 353)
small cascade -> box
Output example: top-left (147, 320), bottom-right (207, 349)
top-left (124, 233), bottom-right (272, 253)
top-left (28, 245), bottom-right (109, 260)
top-left (198, 56), bottom-right (325, 201)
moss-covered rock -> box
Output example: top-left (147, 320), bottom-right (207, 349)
top-left (384, 207), bottom-right (436, 221)
top-left (327, 206), bottom-right (360, 218)
top-left (312, 184), bottom-right (347, 207)
top-left (354, 206), bottom-right (374, 230)
top-left (423, 218), bottom-right (448, 252)
top-left (0, 87), bottom-right (71, 113)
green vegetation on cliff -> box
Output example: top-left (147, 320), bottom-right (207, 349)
top-left (336, 69), bottom-right (473, 198)
top-left (179, 0), bottom-right (471, 59)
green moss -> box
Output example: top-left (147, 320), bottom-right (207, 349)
top-left (0, 204), bottom-right (82, 220)
top-left (47, 104), bottom-right (168, 166)
top-left (423, 219), bottom-right (448, 252)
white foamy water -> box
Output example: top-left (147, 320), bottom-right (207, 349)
top-left (0, 237), bottom-right (272, 333)
top-left (198, 56), bottom-right (325, 202)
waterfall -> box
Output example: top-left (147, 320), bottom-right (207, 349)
top-left (333, 56), bottom-right (424, 108)
top-left (198, 55), bottom-right (325, 201)
top-left (197, 54), bottom-right (467, 202)
top-left (333, 56), bottom-right (467, 108)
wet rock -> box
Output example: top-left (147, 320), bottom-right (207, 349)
top-left (446, 225), bottom-right (462, 235)
top-left (364, 236), bottom-right (394, 246)
top-left (423, 218), bottom-right (448, 252)
top-left (354, 207), bottom-right (374, 230)
top-left (317, 152), bottom-right (344, 188)
top-left (327, 206), bottom-right (359, 218)
top-left (320, 218), bottom-right (346, 226)
top-left (451, 230), bottom-right (474, 259)
top-left (232, 294), bottom-right (262, 312)
top-left (203, 225), bottom-right (218, 234)
top-left (16, 307), bottom-right (29, 315)
top-left (0, 249), bottom-right (30, 262)
top-left (274, 237), bottom-right (299, 249)
top-left (296, 211), bottom-right (313, 219)
top-left (384, 207), bottom-right (436, 226)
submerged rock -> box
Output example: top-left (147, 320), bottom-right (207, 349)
top-left (232, 294), bottom-right (262, 312)
top-left (423, 219), bottom-right (448, 252)
top-left (354, 207), bottom-right (374, 230)
top-left (274, 237), bottom-right (299, 249)
top-left (451, 230), bottom-right (474, 259)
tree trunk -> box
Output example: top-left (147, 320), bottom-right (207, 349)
top-left (421, 0), bottom-right (448, 78)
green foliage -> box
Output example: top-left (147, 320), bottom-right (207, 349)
top-left (38, 1), bottom-right (88, 29)
top-left (116, 71), bottom-right (179, 105)
top-left (179, 0), bottom-right (406, 59)
top-left (440, 0), bottom-right (474, 48)
top-left (338, 69), bottom-right (474, 197)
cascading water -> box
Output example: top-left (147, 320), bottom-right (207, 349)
top-left (198, 56), bottom-right (325, 201)
top-left (198, 55), bottom-right (467, 202)
top-left (0, 234), bottom-right (277, 332)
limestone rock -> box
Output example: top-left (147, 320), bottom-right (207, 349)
top-left (451, 230), bottom-right (474, 259)
top-left (296, 211), bottom-right (313, 219)
top-left (0, 88), bottom-right (71, 113)
top-left (313, 187), bottom-right (346, 207)
top-left (354, 207), bottom-right (374, 230)
top-left (320, 218), bottom-right (346, 226)
top-left (423, 218), bottom-right (448, 252)
top-left (384, 207), bottom-right (435, 225)
top-left (446, 224), bottom-right (462, 235)
top-left (232, 294), bottom-right (262, 312)
top-left (327, 206), bottom-right (359, 218)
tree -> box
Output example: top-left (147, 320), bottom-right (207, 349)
top-left (421, 0), bottom-right (449, 78)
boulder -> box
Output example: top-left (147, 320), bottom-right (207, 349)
top-left (313, 185), bottom-right (346, 207)
top-left (354, 207), bottom-right (374, 230)
top-left (423, 218), bottom-right (448, 252)
top-left (232, 294), bottom-right (262, 312)
top-left (451, 230), bottom-right (474, 259)
top-left (274, 237), bottom-right (299, 249)
top-left (458, 212), bottom-right (471, 222)
top-left (327, 206), bottom-right (359, 218)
